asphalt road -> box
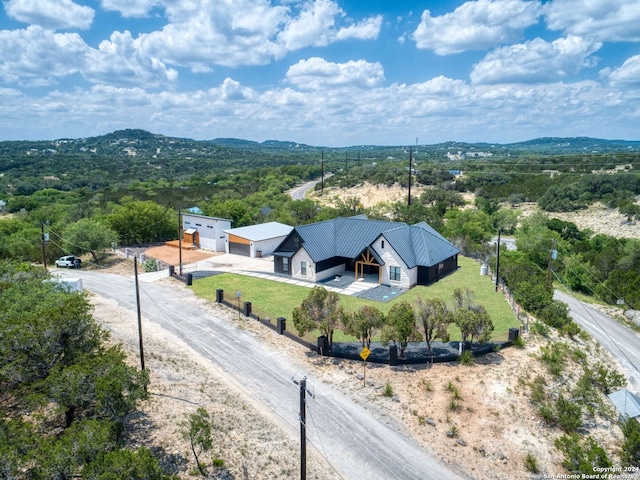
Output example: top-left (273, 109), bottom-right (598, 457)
top-left (289, 174), bottom-right (332, 200)
top-left (56, 269), bottom-right (465, 480)
top-left (554, 290), bottom-right (640, 394)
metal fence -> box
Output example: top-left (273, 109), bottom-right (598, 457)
top-left (213, 288), bottom-right (518, 366)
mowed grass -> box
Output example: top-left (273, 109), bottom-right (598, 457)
top-left (190, 255), bottom-right (519, 341)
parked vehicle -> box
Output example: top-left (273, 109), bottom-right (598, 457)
top-left (54, 255), bottom-right (82, 268)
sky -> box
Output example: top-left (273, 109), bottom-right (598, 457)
top-left (0, 0), bottom-right (639, 146)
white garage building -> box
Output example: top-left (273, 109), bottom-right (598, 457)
top-left (182, 213), bottom-right (232, 252)
top-left (225, 222), bottom-right (293, 258)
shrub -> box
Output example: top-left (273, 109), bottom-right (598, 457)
top-left (529, 376), bottom-right (547, 404)
top-left (383, 382), bottom-right (394, 397)
top-left (555, 434), bottom-right (612, 474)
top-left (513, 336), bottom-right (525, 349)
top-left (531, 321), bottom-right (549, 337)
top-left (524, 452), bottom-right (539, 473)
top-left (555, 394), bottom-right (582, 433)
top-left (143, 259), bottom-right (158, 272)
top-left (540, 344), bottom-right (566, 376)
top-left (458, 350), bottom-right (475, 366)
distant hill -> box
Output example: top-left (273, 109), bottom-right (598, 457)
top-left (1, 129), bottom-right (639, 157)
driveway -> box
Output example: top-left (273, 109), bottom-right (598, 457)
top-left (54, 268), bottom-right (466, 480)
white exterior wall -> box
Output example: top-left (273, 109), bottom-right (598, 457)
top-left (373, 237), bottom-right (413, 289)
top-left (251, 237), bottom-right (288, 258)
top-left (291, 249), bottom-right (316, 281)
top-left (182, 214), bottom-right (230, 252)
top-left (314, 263), bottom-right (347, 283)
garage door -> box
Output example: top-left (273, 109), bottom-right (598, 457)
top-left (229, 242), bottom-right (250, 256)
top-left (228, 234), bottom-right (251, 256)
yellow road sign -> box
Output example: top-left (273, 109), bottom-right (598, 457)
top-left (360, 347), bottom-right (370, 361)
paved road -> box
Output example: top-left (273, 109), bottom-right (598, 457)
top-left (56, 269), bottom-right (465, 480)
top-left (554, 290), bottom-right (640, 394)
top-left (289, 174), bottom-right (332, 200)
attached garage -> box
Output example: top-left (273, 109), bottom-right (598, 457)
top-left (224, 222), bottom-right (293, 258)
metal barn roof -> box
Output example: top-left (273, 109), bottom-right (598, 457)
top-left (224, 222), bottom-right (293, 242)
top-left (609, 389), bottom-right (640, 419)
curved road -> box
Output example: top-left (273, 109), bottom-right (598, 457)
top-left (554, 290), bottom-right (640, 394)
top-left (289, 174), bottom-right (332, 200)
top-left (56, 269), bottom-right (465, 480)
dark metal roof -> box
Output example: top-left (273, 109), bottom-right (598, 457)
top-left (278, 216), bottom-right (458, 267)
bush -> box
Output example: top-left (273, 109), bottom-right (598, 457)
top-left (458, 350), bottom-right (475, 366)
top-left (555, 434), bottom-right (612, 474)
top-left (524, 452), bottom-right (539, 473)
top-left (383, 382), bottom-right (394, 397)
top-left (555, 394), bottom-right (582, 433)
top-left (621, 417), bottom-right (640, 467)
top-left (531, 321), bottom-right (549, 337)
top-left (143, 259), bottom-right (158, 272)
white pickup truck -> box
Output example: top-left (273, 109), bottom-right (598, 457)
top-left (54, 255), bottom-right (82, 268)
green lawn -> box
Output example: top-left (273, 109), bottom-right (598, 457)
top-left (190, 256), bottom-right (519, 341)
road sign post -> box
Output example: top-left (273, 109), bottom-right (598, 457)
top-left (360, 347), bottom-right (370, 387)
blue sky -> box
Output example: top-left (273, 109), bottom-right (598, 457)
top-left (1, 0), bottom-right (639, 146)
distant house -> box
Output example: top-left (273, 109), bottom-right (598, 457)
top-left (272, 216), bottom-right (459, 289)
top-left (181, 213), bottom-right (231, 252)
top-left (224, 222), bottom-right (293, 258)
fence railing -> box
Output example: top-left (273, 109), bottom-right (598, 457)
top-left (213, 289), bottom-right (518, 366)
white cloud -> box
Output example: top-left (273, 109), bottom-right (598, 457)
top-left (607, 55), bottom-right (640, 87)
top-left (4, 0), bottom-right (95, 30)
top-left (470, 36), bottom-right (602, 84)
top-left (544, 0), bottom-right (640, 42)
top-left (285, 57), bottom-right (385, 90)
top-left (0, 26), bottom-right (87, 86)
top-left (2, 73), bottom-right (638, 144)
top-left (84, 30), bottom-right (178, 86)
top-left (0, 26), bottom-right (177, 88)
top-left (335, 15), bottom-right (382, 41)
top-left (100, 0), bottom-right (163, 18)
top-left (278, 0), bottom-right (342, 49)
top-left (412, 0), bottom-right (542, 55)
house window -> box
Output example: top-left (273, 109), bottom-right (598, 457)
top-left (196, 223), bottom-right (202, 226)
top-left (381, 240), bottom-right (385, 248)
top-left (282, 257), bottom-right (289, 273)
top-left (390, 266), bottom-right (401, 281)
top-left (301, 261), bottom-right (307, 275)
top-left (185, 221), bottom-right (191, 225)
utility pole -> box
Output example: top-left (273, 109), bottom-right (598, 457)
top-left (178, 209), bottom-right (183, 276)
top-left (407, 146), bottom-right (413, 206)
top-left (133, 255), bottom-right (145, 371)
top-left (293, 375), bottom-right (313, 480)
top-left (40, 221), bottom-right (47, 272)
top-left (545, 238), bottom-right (557, 290)
top-left (495, 230), bottom-right (501, 292)
top-left (321, 150), bottom-right (324, 194)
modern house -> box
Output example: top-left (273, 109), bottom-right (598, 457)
top-left (181, 213), bottom-right (231, 252)
top-left (224, 222), bottom-right (293, 258)
top-left (272, 216), bottom-right (460, 289)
